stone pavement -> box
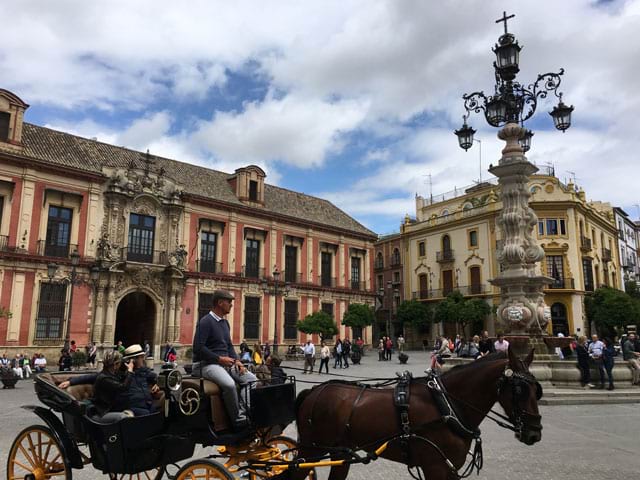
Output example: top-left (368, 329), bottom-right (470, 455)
top-left (1, 350), bottom-right (639, 479)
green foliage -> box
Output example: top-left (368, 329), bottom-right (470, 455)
top-left (433, 291), bottom-right (491, 334)
top-left (585, 286), bottom-right (640, 336)
top-left (342, 303), bottom-right (375, 329)
top-left (71, 351), bottom-right (87, 368)
top-left (184, 347), bottom-right (193, 360)
top-left (0, 306), bottom-right (12, 319)
top-left (397, 300), bottom-right (432, 328)
top-left (625, 281), bottom-right (640, 299)
top-left (297, 311), bottom-right (338, 340)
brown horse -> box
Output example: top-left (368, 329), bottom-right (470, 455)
top-left (287, 347), bottom-right (542, 480)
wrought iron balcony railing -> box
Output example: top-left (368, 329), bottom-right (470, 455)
top-left (546, 277), bottom-right (575, 289)
top-left (436, 250), bottom-right (455, 263)
top-left (37, 240), bottom-right (79, 259)
top-left (197, 259), bottom-right (224, 274)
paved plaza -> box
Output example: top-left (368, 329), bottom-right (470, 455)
top-left (1, 350), bottom-right (639, 479)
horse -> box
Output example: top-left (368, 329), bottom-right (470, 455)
top-left (285, 347), bottom-right (542, 480)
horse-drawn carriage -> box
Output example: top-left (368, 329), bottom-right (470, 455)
top-left (8, 348), bottom-right (544, 480)
top-left (7, 367), bottom-right (301, 480)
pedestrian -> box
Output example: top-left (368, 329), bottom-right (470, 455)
top-left (263, 342), bottom-right (271, 361)
top-left (602, 337), bottom-right (616, 390)
top-left (319, 341), bottom-right (330, 374)
top-left (252, 343), bottom-right (264, 366)
top-left (378, 338), bottom-right (384, 361)
top-left (115, 340), bottom-right (125, 354)
top-left (576, 335), bottom-right (592, 388)
top-left (143, 340), bottom-right (151, 358)
top-left (623, 332), bottom-right (640, 385)
top-left (342, 338), bottom-right (351, 369)
top-left (385, 336), bottom-right (393, 360)
top-left (11, 354), bottom-right (23, 379)
top-left (34, 354), bottom-right (47, 372)
top-left (397, 334), bottom-right (405, 353)
top-left (58, 349), bottom-right (72, 372)
top-left (355, 337), bottom-right (365, 356)
top-left (334, 339), bottom-right (343, 368)
top-left (494, 333), bottom-right (509, 353)
top-left (302, 340), bottom-right (315, 374)
top-left (588, 334), bottom-right (606, 389)
top-left (21, 353), bottom-right (32, 378)
top-left (70, 340), bottom-right (78, 353)
top-left (87, 342), bottom-right (97, 368)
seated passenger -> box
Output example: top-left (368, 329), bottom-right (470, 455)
top-left (113, 344), bottom-right (160, 416)
top-left (192, 290), bottom-right (257, 431)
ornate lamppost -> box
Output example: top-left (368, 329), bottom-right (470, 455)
top-left (261, 267), bottom-right (290, 353)
top-left (48, 251), bottom-right (100, 348)
top-left (454, 12), bottom-right (574, 337)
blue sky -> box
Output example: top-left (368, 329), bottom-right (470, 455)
top-left (2, 0), bottom-right (640, 233)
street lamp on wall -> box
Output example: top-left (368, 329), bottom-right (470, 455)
top-left (261, 267), bottom-right (290, 353)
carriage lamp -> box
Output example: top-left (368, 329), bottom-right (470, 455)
top-left (455, 11), bottom-right (573, 151)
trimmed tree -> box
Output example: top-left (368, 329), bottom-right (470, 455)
top-left (460, 298), bottom-right (492, 335)
top-left (397, 300), bottom-right (432, 330)
top-left (433, 291), bottom-right (490, 335)
top-left (585, 286), bottom-right (640, 337)
top-left (342, 303), bottom-right (375, 339)
top-left (297, 311), bottom-right (339, 341)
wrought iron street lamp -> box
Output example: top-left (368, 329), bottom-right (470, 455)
top-left (453, 12), bottom-right (575, 336)
top-left (261, 267), bottom-right (290, 353)
top-left (47, 251), bottom-right (100, 347)
top-left (454, 11), bottom-right (574, 146)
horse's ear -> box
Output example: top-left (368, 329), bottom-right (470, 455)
top-left (507, 344), bottom-right (519, 369)
top-left (524, 348), bottom-right (535, 368)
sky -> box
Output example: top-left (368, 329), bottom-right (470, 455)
top-left (2, 0), bottom-right (639, 235)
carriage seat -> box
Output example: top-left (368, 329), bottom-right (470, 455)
top-left (181, 377), bottom-right (231, 432)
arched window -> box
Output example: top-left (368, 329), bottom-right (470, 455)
top-left (442, 235), bottom-right (451, 252)
top-left (375, 252), bottom-right (384, 269)
top-left (391, 248), bottom-right (400, 266)
top-left (550, 303), bottom-right (568, 336)
top-left (441, 209), bottom-right (449, 217)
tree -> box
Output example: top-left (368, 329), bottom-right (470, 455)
top-left (397, 300), bottom-right (432, 329)
top-left (585, 286), bottom-right (640, 337)
top-left (342, 303), bottom-right (375, 329)
top-left (297, 311), bottom-right (338, 341)
top-left (433, 291), bottom-right (490, 335)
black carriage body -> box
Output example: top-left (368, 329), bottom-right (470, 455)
top-left (249, 380), bottom-right (296, 428)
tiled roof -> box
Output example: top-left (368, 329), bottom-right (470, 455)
top-left (2, 123), bottom-right (375, 238)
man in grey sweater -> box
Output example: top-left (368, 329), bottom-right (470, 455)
top-left (623, 333), bottom-right (640, 385)
top-left (192, 290), bottom-right (257, 430)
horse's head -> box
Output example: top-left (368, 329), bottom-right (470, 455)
top-left (497, 347), bottom-right (542, 446)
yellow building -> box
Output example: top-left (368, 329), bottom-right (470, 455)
top-left (402, 169), bottom-right (621, 338)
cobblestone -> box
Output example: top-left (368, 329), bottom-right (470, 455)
top-left (2, 351), bottom-right (639, 479)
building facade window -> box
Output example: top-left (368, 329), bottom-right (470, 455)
top-left (321, 302), bottom-right (334, 318)
top-left (0, 111), bottom-right (9, 142)
top-left (538, 218), bottom-right (567, 236)
top-left (391, 248), bottom-right (400, 266)
top-left (243, 297), bottom-right (261, 339)
top-left (375, 252), bottom-right (384, 269)
top-left (285, 245), bottom-right (298, 283)
top-left (197, 292), bottom-right (214, 321)
top-left (582, 259), bottom-right (594, 292)
top-left (249, 180), bottom-right (258, 201)
top-left (393, 271), bottom-right (400, 284)
top-left (469, 230), bottom-right (478, 248)
top-left (442, 235), bottom-right (451, 253)
top-left (546, 255), bottom-right (564, 287)
top-left (45, 205), bottom-right (73, 258)
top-left (550, 302), bottom-right (569, 336)
top-left (469, 266), bottom-right (482, 293)
top-left (442, 270), bottom-right (454, 295)
top-left (321, 251), bottom-right (333, 287)
top-left (284, 299), bottom-right (299, 340)
top-left (377, 274), bottom-right (383, 290)
top-left (419, 274), bottom-right (428, 298)
top-left (418, 241), bottom-right (426, 257)
top-left (128, 213), bottom-right (155, 262)
top-left (351, 257), bottom-right (361, 289)
top-left (35, 283), bottom-right (67, 340)
top-left (245, 239), bottom-right (260, 278)
top-left (199, 231), bottom-right (218, 273)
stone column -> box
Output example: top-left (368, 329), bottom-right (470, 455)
top-left (103, 280), bottom-right (117, 345)
top-left (174, 288), bottom-right (183, 343)
top-left (489, 123), bottom-right (552, 336)
top-left (167, 289), bottom-right (176, 342)
top-left (92, 283), bottom-right (106, 344)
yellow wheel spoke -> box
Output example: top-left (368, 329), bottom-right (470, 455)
top-left (25, 433), bottom-right (41, 465)
top-left (42, 440), bottom-right (54, 465)
top-left (17, 443), bottom-right (38, 469)
top-left (11, 458), bottom-right (33, 471)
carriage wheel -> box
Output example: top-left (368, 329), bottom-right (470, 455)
top-left (7, 424), bottom-right (71, 480)
top-left (108, 465), bottom-right (164, 480)
top-left (255, 436), bottom-right (315, 480)
top-left (175, 459), bottom-right (233, 480)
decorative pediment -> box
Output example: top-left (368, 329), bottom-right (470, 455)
top-left (542, 240), bottom-right (569, 253)
top-left (413, 259), bottom-right (429, 273)
top-left (464, 251), bottom-right (485, 265)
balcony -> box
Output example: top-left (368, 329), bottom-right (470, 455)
top-left (240, 265), bottom-right (265, 279)
top-left (374, 259), bottom-right (384, 270)
top-left (389, 255), bottom-right (401, 267)
top-left (580, 236), bottom-right (592, 252)
top-left (350, 280), bottom-right (366, 291)
top-left (319, 275), bottom-right (337, 288)
top-left (602, 248), bottom-right (612, 262)
top-left (197, 259), bottom-right (223, 274)
top-left (412, 290), bottom-right (431, 300)
top-left (283, 270), bottom-right (302, 284)
top-left (546, 277), bottom-right (575, 289)
top-left (458, 284), bottom-right (487, 295)
top-left (37, 240), bottom-right (78, 259)
top-left (121, 247), bottom-right (168, 265)
top-left (436, 249), bottom-right (455, 263)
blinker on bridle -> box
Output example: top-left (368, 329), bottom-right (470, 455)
top-left (499, 368), bottom-right (543, 434)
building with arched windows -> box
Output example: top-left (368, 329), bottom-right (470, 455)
top-left (402, 169), bottom-right (622, 338)
top-left (0, 89), bottom-right (377, 359)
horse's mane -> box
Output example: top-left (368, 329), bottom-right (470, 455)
top-left (441, 351), bottom-right (507, 377)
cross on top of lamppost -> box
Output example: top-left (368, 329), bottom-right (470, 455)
top-left (495, 11), bottom-right (515, 35)
top-left (454, 12), bottom-right (574, 152)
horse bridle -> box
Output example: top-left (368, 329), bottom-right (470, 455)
top-left (497, 368), bottom-right (543, 437)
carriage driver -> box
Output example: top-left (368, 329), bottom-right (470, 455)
top-left (192, 289), bottom-right (257, 430)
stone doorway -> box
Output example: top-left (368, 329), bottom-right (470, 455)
top-left (550, 302), bottom-right (569, 336)
top-left (115, 292), bottom-right (156, 349)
